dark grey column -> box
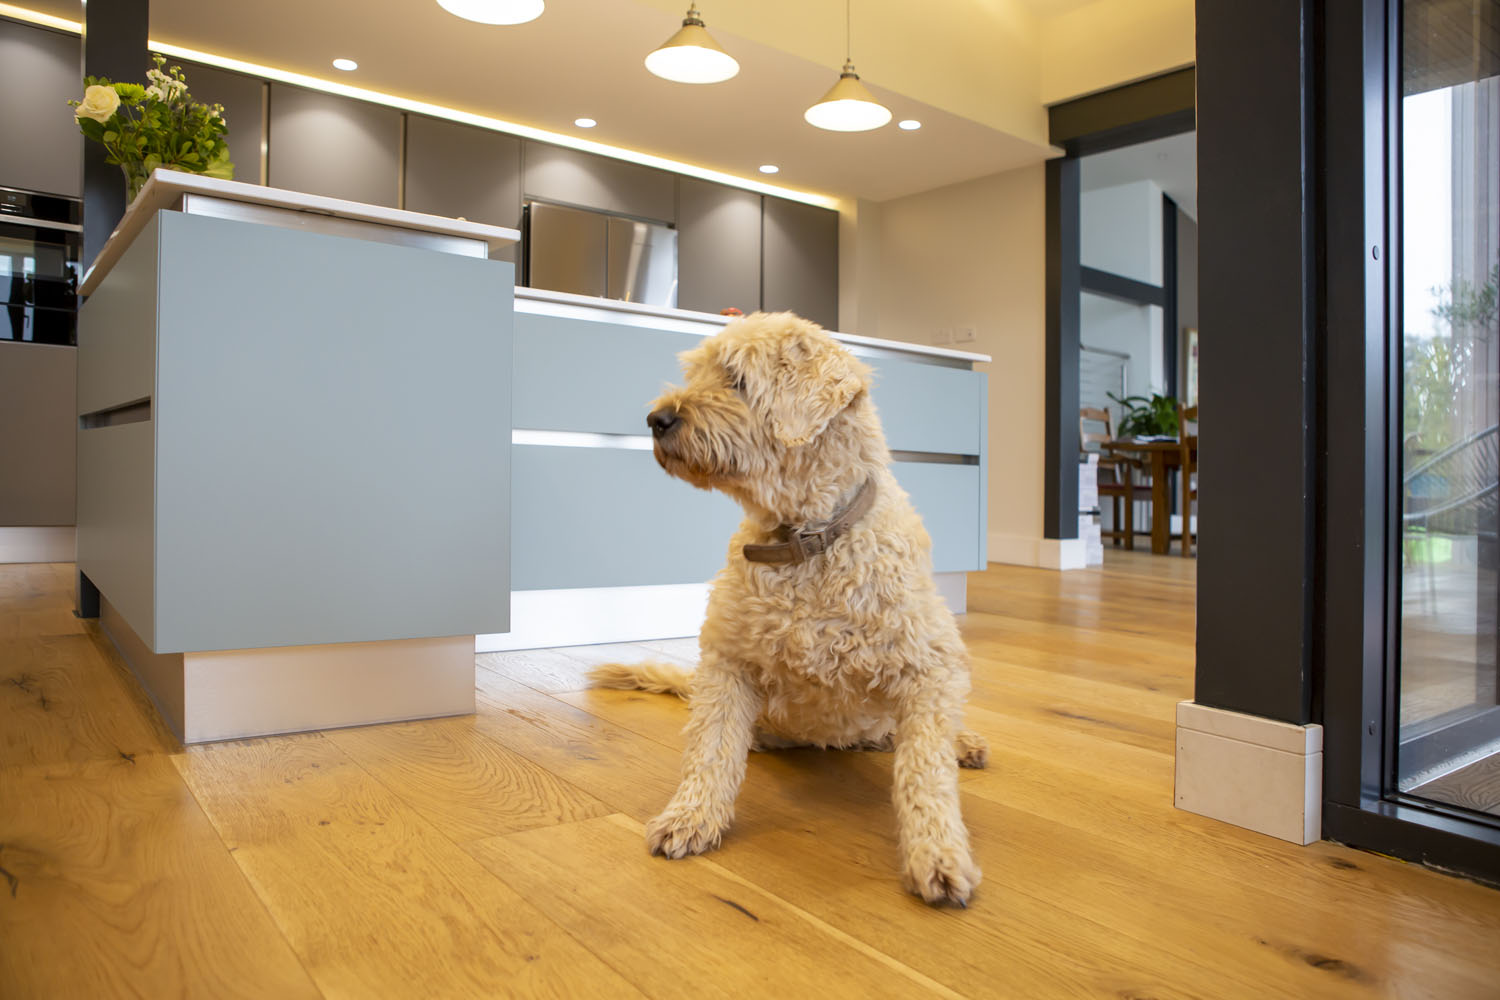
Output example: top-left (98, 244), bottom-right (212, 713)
top-left (1195, 0), bottom-right (1318, 725)
top-left (1044, 157), bottom-right (1080, 540)
top-left (81, 0), bottom-right (148, 271)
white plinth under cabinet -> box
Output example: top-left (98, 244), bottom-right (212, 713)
top-left (76, 172), bottom-right (518, 742)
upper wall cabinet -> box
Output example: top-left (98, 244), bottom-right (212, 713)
top-left (677, 178), bottom-right (761, 316)
top-left (523, 143), bottom-right (675, 224)
top-left (174, 59), bottom-right (264, 187)
top-left (761, 196), bottom-right (839, 330)
top-left (268, 84), bottom-right (400, 207)
top-left (405, 115), bottom-right (522, 231)
top-left (0, 20), bottom-right (82, 198)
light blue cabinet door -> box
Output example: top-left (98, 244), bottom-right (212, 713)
top-left (150, 211), bottom-right (512, 651)
top-left (511, 444), bottom-right (739, 591)
top-left (892, 463), bottom-right (985, 573)
top-left (513, 311), bottom-right (699, 435)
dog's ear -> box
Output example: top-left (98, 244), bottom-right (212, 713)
top-left (766, 331), bottom-right (870, 447)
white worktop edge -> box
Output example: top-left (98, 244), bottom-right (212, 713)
top-left (514, 287), bottom-right (992, 364)
top-left (80, 171), bottom-right (520, 297)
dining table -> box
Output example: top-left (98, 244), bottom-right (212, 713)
top-left (1103, 437), bottom-right (1196, 555)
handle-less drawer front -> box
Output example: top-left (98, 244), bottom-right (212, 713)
top-left (76, 213), bottom-right (160, 419)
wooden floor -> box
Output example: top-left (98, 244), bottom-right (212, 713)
top-left (4, 554), bottom-right (1500, 998)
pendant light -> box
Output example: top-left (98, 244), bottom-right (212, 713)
top-left (645, 4), bottom-right (740, 84)
top-left (804, 0), bottom-right (890, 132)
top-left (436, 0), bottom-right (544, 26)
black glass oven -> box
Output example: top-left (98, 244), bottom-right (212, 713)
top-left (1, 186), bottom-right (81, 346)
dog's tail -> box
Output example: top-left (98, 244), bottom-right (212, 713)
top-left (586, 660), bottom-right (695, 699)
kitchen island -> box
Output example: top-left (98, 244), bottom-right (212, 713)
top-left (76, 172), bottom-right (518, 742)
top-left (491, 287), bottom-right (989, 651)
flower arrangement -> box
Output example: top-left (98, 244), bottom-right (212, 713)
top-left (69, 54), bottom-right (234, 202)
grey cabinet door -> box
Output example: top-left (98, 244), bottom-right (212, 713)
top-left (761, 196), bottom-right (839, 330)
top-left (268, 84), bottom-right (400, 207)
top-left (405, 115), bottom-right (521, 230)
top-left (677, 178), bottom-right (761, 316)
top-left (172, 59), bottom-right (265, 187)
top-left (523, 142), bottom-right (675, 223)
top-left (0, 20), bottom-right (81, 197)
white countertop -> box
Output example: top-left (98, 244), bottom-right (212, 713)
top-left (515, 287), bottom-right (991, 365)
top-left (80, 171), bottom-right (520, 297)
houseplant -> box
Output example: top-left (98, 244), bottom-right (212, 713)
top-left (1108, 391), bottom-right (1181, 439)
top-left (69, 54), bottom-right (234, 202)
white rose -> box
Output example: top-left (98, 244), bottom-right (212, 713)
top-left (76, 84), bottom-right (120, 123)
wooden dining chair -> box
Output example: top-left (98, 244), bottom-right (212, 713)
top-left (1080, 406), bottom-right (1147, 548)
top-left (1178, 402), bottom-right (1199, 556)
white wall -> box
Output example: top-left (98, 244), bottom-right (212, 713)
top-left (1082, 181), bottom-right (1164, 283)
top-left (843, 164), bottom-right (1048, 565)
top-left (1039, 0), bottom-right (1196, 104)
top-left (1081, 294), bottom-right (1164, 407)
top-left (1080, 181), bottom-right (1167, 416)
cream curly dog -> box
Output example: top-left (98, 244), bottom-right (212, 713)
top-left (589, 311), bottom-right (987, 907)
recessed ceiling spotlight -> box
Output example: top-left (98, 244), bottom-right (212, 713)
top-left (758, 164), bottom-right (780, 174)
top-left (437, 0), bottom-right (544, 25)
top-left (574, 118), bottom-right (597, 128)
top-left (332, 58), bottom-right (358, 71)
top-left (897, 119), bottom-right (921, 131)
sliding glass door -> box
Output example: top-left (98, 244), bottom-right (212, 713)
top-left (1397, 0), bottom-right (1500, 818)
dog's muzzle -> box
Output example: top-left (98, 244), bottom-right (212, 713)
top-left (647, 407), bottom-right (680, 439)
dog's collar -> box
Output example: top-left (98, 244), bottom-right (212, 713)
top-left (743, 477), bottom-right (877, 565)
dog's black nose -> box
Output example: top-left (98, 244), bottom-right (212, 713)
top-left (647, 407), bottom-right (681, 438)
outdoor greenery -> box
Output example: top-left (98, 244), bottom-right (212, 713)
top-left (1405, 263), bottom-right (1499, 455)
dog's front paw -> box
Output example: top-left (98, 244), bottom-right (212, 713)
top-left (645, 804), bottom-right (728, 859)
top-left (903, 843), bottom-right (981, 907)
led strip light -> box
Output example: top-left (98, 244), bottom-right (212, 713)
top-left (0, 3), bottom-right (840, 209)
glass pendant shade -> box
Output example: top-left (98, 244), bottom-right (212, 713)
top-left (804, 63), bottom-right (891, 132)
top-left (436, 0), bottom-right (544, 26)
top-left (646, 6), bottom-right (740, 84)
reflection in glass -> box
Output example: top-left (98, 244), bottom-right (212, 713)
top-left (1397, 0), bottom-right (1500, 817)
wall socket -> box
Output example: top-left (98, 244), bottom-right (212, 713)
top-left (953, 326), bottom-right (976, 344)
top-left (933, 327), bottom-right (952, 344)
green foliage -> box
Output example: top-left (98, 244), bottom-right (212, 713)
top-left (1107, 392), bottom-right (1180, 438)
top-left (1405, 264), bottom-right (1498, 454)
top-left (67, 54), bottom-right (234, 197)
top-left (1433, 264), bottom-right (1499, 331)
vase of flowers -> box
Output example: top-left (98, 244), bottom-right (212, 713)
top-left (69, 54), bottom-right (234, 204)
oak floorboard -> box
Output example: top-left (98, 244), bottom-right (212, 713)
top-left (0, 630), bottom-right (178, 769)
top-left (0, 754), bottom-right (320, 1000)
top-left (475, 646), bottom-right (601, 693)
top-left (172, 733), bottom-right (645, 999)
top-left (7, 553), bottom-right (1500, 998)
top-left (473, 671), bottom-right (687, 820)
top-left (473, 677), bottom-right (1249, 997)
top-left (465, 813), bottom-right (958, 999)
top-left (324, 713), bottom-right (614, 841)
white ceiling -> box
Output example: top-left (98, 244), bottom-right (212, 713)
top-left (21, 0), bottom-right (1060, 204)
top-left (1080, 130), bottom-right (1198, 220)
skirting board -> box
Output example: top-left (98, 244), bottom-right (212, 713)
top-left (100, 597), bottom-right (474, 744)
top-left (988, 532), bottom-right (1088, 571)
top-left (0, 526), bottom-right (75, 564)
top-left (478, 572), bottom-right (970, 652)
top-left (1175, 700), bottom-right (1323, 845)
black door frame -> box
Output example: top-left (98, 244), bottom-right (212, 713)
top-left (1318, 0), bottom-right (1500, 879)
top-left (1044, 68), bottom-right (1196, 542)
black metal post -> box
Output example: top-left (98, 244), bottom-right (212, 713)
top-left (81, 0), bottom-right (149, 272)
